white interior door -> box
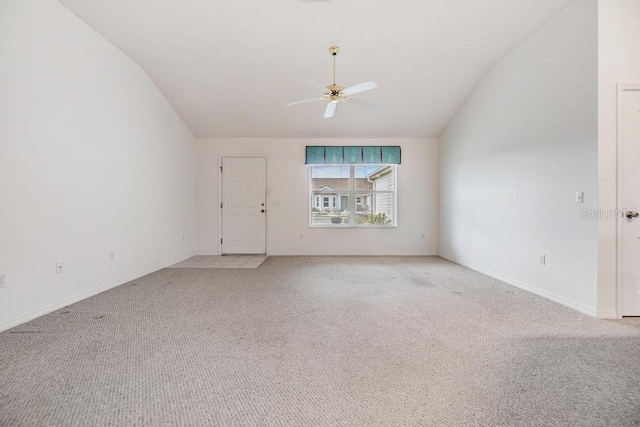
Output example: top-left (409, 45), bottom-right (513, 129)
top-left (621, 89), bottom-right (640, 316)
top-left (222, 157), bottom-right (266, 254)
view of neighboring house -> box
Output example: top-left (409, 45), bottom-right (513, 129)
top-left (368, 166), bottom-right (394, 219)
top-left (313, 190), bottom-right (371, 213)
top-left (311, 166), bottom-right (394, 218)
top-left (311, 178), bottom-right (373, 212)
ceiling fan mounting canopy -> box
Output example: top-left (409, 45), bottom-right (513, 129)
top-left (286, 45), bottom-right (377, 118)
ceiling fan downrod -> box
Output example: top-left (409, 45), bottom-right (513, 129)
top-left (328, 46), bottom-right (343, 99)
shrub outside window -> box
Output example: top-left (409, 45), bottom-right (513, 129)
top-left (309, 164), bottom-right (397, 227)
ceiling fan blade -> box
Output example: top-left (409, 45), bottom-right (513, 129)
top-left (343, 81), bottom-right (378, 96)
top-left (346, 98), bottom-right (377, 109)
top-left (286, 98), bottom-right (324, 106)
top-left (306, 80), bottom-right (328, 93)
top-left (324, 101), bottom-right (337, 119)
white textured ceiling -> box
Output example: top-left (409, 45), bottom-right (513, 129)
top-left (57, 0), bottom-right (574, 138)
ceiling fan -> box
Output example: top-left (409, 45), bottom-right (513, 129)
top-left (286, 46), bottom-right (378, 118)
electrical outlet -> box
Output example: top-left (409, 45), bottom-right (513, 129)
top-left (575, 191), bottom-right (585, 204)
top-left (0, 273), bottom-right (6, 288)
top-left (56, 262), bottom-right (64, 274)
top-left (109, 252), bottom-right (115, 261)
top-left (540, 255), bottom-right (546, 266)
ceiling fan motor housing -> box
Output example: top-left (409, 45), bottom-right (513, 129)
top-left (327, 84), bottom-right (343, 92)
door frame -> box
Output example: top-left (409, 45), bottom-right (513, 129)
top-left (616, 84), bottom-right (640, 317)
top-left (218, 155), bottom-right (268, 256)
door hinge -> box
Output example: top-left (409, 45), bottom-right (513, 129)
top-left (220, 238), bottom-right (223, 244)
top-left (220, 166), bottom-right (223, 173)
top-left (220, 202), bottom-right (223, 209)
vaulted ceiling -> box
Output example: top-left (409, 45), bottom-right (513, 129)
top-left (58, 0), bottom-right (575, 138)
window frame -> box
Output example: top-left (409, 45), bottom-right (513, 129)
top-left (309, 164), bottom-right (397, 228)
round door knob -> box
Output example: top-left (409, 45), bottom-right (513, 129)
top-left (261, 209), bottom-right (265, 213)
top-left (626, 211), bottom-right (639, 219)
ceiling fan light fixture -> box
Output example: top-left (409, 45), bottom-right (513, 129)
top-left (286, 46), bottom-right (377, 118)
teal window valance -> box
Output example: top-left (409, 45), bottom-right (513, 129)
top-left (305, 146), bottom-right (401, 165)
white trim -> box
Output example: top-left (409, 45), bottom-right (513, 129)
top-left (440, 255), bottom-right (598, 318)
top-left (0, 252), bottom-right (197, 332)
top-left (269, 251), bottom-right (439, 256)
top-left (597, 310), bottom-right (619, 320)
top-left (616, 84), bottom-right (640, 319)
top-left (308, 164), bottom-right (398, 228)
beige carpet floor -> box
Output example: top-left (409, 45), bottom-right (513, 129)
top-left (1, 256), bottom-right (639, 426)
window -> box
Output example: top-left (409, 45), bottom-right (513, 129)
top-left (309, 164), bottom-right (397, 227)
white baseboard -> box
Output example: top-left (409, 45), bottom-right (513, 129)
top-left (267, 251), bottom-right (440, 256)
top-left (0, 252), bottom-right (197, 332)
top-left (440, 255), bottom-right (598, 318)
top-left (596, 310), bottom-right (619, 320)
top-left (196, 252), bottom-right (438, 257)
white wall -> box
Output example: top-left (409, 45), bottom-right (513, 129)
top-left (197, 138), bottom-right (438, 256)
top-left (0, 0), bottom-right (197, 330)
top-left (439, 0), bottom-right (598, 316)
top-left (597, 0), bottom-right (640, 318)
